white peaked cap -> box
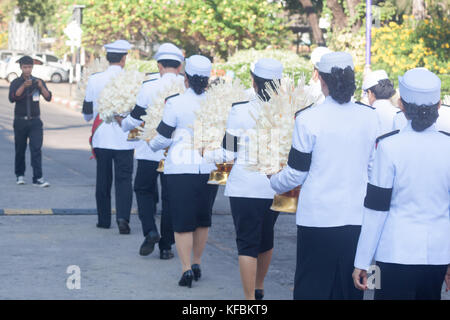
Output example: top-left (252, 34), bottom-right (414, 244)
top-left (311, 47), bottom-right (332, 68)
top-left (104, 40), bottom-right (132, 53)
top-left (317, 52), bottom-right (354, 73)
top-left (362, 70), bottom-right (389, 90)
top-left (253, 58), bottom-right (283, 80)
top-left (154, 43), bottom-right (184, 62)
top-left (185, 55), bottom-right (212, 77)
top-left (399, 68), bottom-right (441, 105)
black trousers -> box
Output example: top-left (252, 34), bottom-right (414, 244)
top-left (94, 148), bottom-right (134, 227)
top-left (374, 262), bottom-right (447, 300)
top-left (13, 118), bottom-right (43, 182)
top-left (134, 160), bottom-right (174, 250)
top-left (294, 225), bottom-right (364, 300)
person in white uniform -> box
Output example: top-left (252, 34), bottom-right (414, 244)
top-left (306, 46), bottom-right (332, 106)
top-left (393, 71), bottom-right (450, 132)
top-left (361, 70), bottom-right (399, 134)
top-left (82, 40), bottom-right (135, 234)
top-left (219, 58), bottom-right (282, 300)
top-left (269, 52), bottom-right (379, 300)
top-left (352, 68), bottom-right (450, 300)
top-left (149, 55), bottom-right (218, 288)
top-left (117, 43), bottom-right (185, 259)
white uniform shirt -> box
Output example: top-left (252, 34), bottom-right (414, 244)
top-left (122, 73), bottom-right (185, 162)
top-left (149, 88), bottom-right (216, 174)
top-left (270, 96), bottom-right (379, 227)
top-left (354, 124), bottom-right (450, 270)
top-left (222, 99), bottom-right (276, 199)
top-left (394, 104), bottom-right (450, 132)
top-left (372, 99), bottom-right (399, 134)
top-left (84, 65), bottom-right (134, 150)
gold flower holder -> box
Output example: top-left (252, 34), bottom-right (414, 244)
top-left (156, 148), bottom-right (169, 173)
top-left (127, 123), bottom-right (145, 141)
top-left (208, 162), bottom-right (233, 185)
top-left (270, 186), bottom-right (301, 213)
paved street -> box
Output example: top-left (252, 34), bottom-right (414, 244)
top-left (0, 80), bottom-right (448, 300)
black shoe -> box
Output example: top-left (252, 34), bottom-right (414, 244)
top-left (96, 223), bottom-right (110, 229)
top-left (160, 249), bottom-right (174, 260)
top-left (178, 270), bottom-right (194, 288)
top-left (192, 264), bottom-right (201, 281)
top-left (255, 289), bottom-right (264, 300)
top-left (139, 232), bottom-right (161, 256)
top-left (117, 219), bottom-right (130, 234)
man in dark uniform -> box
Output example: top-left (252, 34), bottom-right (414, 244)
top-left (8, 55), bottom-right (52, 187)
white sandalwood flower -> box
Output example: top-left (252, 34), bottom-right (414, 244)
top-left (443, 95), bottom-right (450, 106)
top-left (247, 76), bottom-right (318, 175)
top-left (138, 78), bottom-right (186, 141)
top-left (193, 79), bottom-right (247, 151)
top-left (76, 57), bottom-right (109, 105)
top-left (97, 70), bottom-right (146, 123)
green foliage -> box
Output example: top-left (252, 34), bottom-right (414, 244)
top-left (15, 0), bottom-right (55, 26)
top-left (56, 0), bottom-right (289, 59)
top-left (125, 58), bottom-right (158, 73)
top-left (214, 49), bottom-right (312, 87)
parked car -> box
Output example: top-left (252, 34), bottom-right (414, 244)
top-left (2, 55), bottom-right (69, 83)
top-left (35, 52), bottom-right (72, 72)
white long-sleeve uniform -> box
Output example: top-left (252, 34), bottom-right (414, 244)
top-left (148, 88), bottom-right (216, 174)
top-left (270, 96), bottom-right (379, 227)
top-left (83, 65), bottom-right (134, 150)
top-left (121, 72), bottom-right (185, 161)
top-left (354, 124), bottom-right (450, 271)
top-left (221, 99), bottom-right (275, 199)
top-left (371, 99), bottom-right (399, 134)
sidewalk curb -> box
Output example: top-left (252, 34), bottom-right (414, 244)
top-left (51, 96), bottom-right (82, 112)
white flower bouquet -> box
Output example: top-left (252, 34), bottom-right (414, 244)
top-left (97, 70), bottom-right (146, 123)
top-left (138, 78), bottom-right (186, 141)
top-left (193, 79), bottom-right (247, 151)
top-left (247, 76), bottom-right (317, 175)
top-left (76, 57), bottom-right (109, 105)
top-left (443, 95), bottom-right (450, 106)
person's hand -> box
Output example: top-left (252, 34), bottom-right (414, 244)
top-left (352, 268), bottom-right (368, 291)
top-left (23, 79), bottom-right (32, 88)
top-left (445, 264), bottom-right (450, 292)
top-left (114, 115), bottom-right (124, 126)
top-left (36, 79), bottom-right (44, 89)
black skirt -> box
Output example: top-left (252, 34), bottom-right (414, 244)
top-left (294, 225), bottom-right (364, 300)
top-left (229, 197), bottom-right (279, 258)
top-left (374, 262), bottom-right (447, 300)
top-left (165, 174), bottom-right (218, 233)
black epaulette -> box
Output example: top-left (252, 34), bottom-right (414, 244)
top-left (295, 103), bottom-right (313, 119)
top-left (442, 104), bottom-right (449, 108)
top-left (396, 110), bottom-right (402, 114)
top-left (355, 101), bottom-right (375, 110)
top-left (439, 131), bottom-right (450, 137)
top-left (376, 130), bottom-right (400, 145)
top-left (231, 101), bottom-right (249, 108)
top-left (143, 78), bottom-right (157, 84)
top-left (145, 72), bottom-right (158, 75)
top-left (165, 93), bottom-right (180, 103)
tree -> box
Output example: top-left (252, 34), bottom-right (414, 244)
top-left (412, 0), bottom-right (426, 19)
top-left (298, 0), bottom-right (325, 45)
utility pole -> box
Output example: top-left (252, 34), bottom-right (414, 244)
top-left (72, 5), bottom-right (85, 83)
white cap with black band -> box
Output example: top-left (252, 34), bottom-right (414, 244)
top-left (104, 40), bottom-right (132, 53)
top-left (317, 52), bottom-right (354, 74)
top-left (185, 55), bottom-right (212, 77)
top-left (252, 58), bottom-right (283, 80)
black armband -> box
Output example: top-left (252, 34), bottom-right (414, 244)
top-left (222, 132), bottom-right (238, 152)
top-left (364, 183), bottom-right (393, 212)
top-left (156, 121), bottom-right (176, 139)
top-left (287, 147), bottom-right (312, 172)
top-left (82, 100), bottom-right (93, 114)
top-left (130, 105), bottom-right (147, 120)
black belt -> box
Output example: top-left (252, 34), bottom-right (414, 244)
top-left (15, 116), bottom-right (40, 120)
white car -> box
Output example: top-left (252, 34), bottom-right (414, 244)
top-left (2, 55), bottom-right (69, 83)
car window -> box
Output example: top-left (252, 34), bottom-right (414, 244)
top-left (47, 55), bottom-right (59, 62)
